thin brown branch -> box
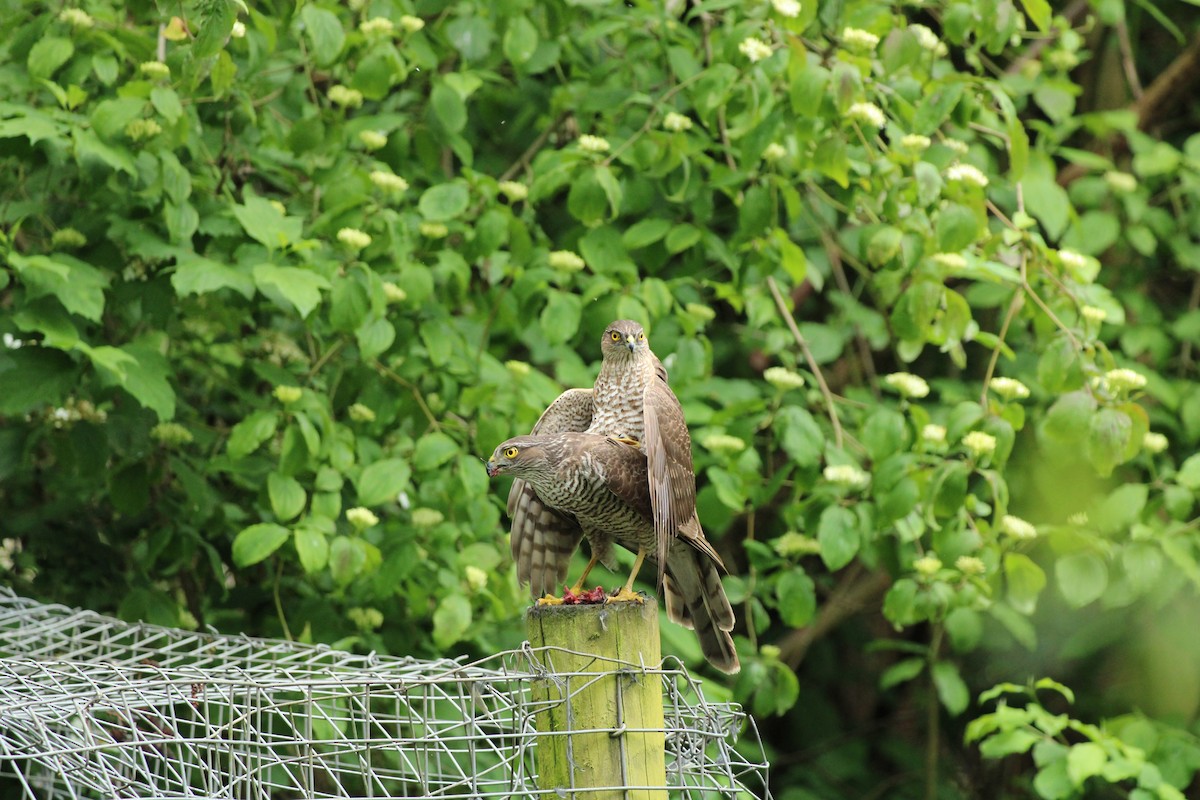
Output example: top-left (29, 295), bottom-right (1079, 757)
top-left (980, 289), bottom-right (1024, 407)
top-left (374, 361), bottom-right (442, 431)
top-left (767, 276), bottom-right (844, 449)
top-left (1115, 19), bottom-right (1144, 100)
top-left (778, 565), bottom-right (891, 669)
top-left (497, 112), bottom-right (569, 183)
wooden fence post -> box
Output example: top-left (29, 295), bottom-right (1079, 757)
top-left (526, 600), bottom-right (667, 800)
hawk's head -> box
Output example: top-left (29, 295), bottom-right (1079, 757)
top-left (486, 436), bottom-right (553, 478)
top-left (600, 319), bottom-right (647, 359)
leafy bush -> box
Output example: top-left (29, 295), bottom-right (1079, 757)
top-left (2, 0), bottom-right (1199, 796)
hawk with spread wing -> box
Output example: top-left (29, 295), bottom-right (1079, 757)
top-left (506, 320), bottom-right (699, 598)
top-left (487, 433), bottom-right (738, 674)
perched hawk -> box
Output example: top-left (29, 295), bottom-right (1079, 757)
top-left (487, 433), bottom-right (738, 674)
top-left (506, 320), bottom-right (698, 598)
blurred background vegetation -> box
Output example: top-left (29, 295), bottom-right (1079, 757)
top-left (2, 0), bottom-right (1200, 796)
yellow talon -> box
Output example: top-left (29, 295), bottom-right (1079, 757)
top-left (610, 436), bottom-right (641, 448)
top-left (536, 593), bottom-right (565, 606)
top-left (607, 587), bottom-right (645, 604)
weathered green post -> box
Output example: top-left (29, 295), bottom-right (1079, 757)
top-left (525, 600), bottom-right (667, 800)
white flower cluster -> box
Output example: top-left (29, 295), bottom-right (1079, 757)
top-left (763, 142), bottom-right (787, 161)
top-left (1143, 432), bottom-right (1168, 454)
top-left (498, 180), bottom-right (529, 201)
top-left (337, 227), bottom-right (372, 249)
top-left (883, 371), bottom-right (930, 399)
top-left (578, 134), bottom-right (610, 153)
top-left (989, 377), bottom-right (1030, 401)
top-left (842, 27), bottom-right (880, 50)
top-left (823, 464), bottom-right (869, 489)
top-left (662, 111), bottom-right (693, 132)
top-left (999, 514), bottom-right (1037, 540)
top-left (739, 37), bottom-right (774, 63)
top-left (946, 163), bottom-right (989, 187)
top-left (701, 433), bottom-right (747, 453)
top-left (922, 424), bottom-right (946, 444)
top-left (359, 130), bottom-right (388, 150)
top-left (360, 17), bottom-right (394, 36)
top-left (962, 430), bottom-right (996, 458)
top-left (772, 0), bottom-right (801, 17)
top-left (1102, 368), bottom-right (1146, 393)
top-left (764, 366), bottom-right (806, 390)
top-left (548, 250), bottom-right (586, 271)
top-left (913, 555), bottom-right (942, 576)
top-left (347, 506), bottom-right (380, 530)
top-left (369, 170), bottom-right (408, 193)
top-left (847, 102), bottom-right (886, 128)
top-left (328, 86), bottom-right (364, 108)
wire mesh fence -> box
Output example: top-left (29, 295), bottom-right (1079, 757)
top-left (0, 587), bottom-right (771, 799)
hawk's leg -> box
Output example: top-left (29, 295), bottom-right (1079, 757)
top-left (568, 551), bottom-right (602, 594)
top-left (609, 435), bottom-right (641, 448)
top-left (608, 549), bottom-right (647, 604)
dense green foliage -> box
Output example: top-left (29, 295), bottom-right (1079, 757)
top-left (2, 0), bottom-right (1200, 796)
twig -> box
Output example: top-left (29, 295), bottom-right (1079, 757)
top-left (767, 276), bottom-right (844, 449)
top-left (924, 625), bottom-right (944, 800)
top-left (374, 361), bottom-right (442, 431)
top-left (778, 565), bottom-right (891, 668)
top-left (821, 228), bottom-right (879, 391)
top-left (498, 113), bottom-right (568, 182)
top-left (1115, 19), bottom-right (1144, 99)
top-left (273, 560), bottom-right (293, 641)
top-left (602, 72), bottom-right (705, 168)
top-left (979, 288), bottom-right (1024, 407)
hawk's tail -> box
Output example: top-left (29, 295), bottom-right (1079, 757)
top-left (664, 553), bottom-right (739, 674)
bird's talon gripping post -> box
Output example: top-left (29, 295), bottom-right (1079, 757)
top-left (536, 593), bottom-right (565, 606)
top-left (607, 587), bottom-right (645, 605)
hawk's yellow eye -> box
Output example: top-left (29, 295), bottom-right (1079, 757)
top-left (503, 447), bottom-right (519, 458)
top-left (638, 332), bottom-right (645, 340)
top-left (610, 331), bottom-right (621, 341)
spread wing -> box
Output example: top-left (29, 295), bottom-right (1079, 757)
top-left (508, 389), bottom-right (595, 597)
top-left (642, 379), bottom-right (697, 588)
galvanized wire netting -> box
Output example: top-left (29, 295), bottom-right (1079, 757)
top-left (0, 587), bottom-right (770, 799)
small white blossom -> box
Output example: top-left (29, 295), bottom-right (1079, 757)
top-left (989, 377), bottom-right (1030, 401)
top-left (337, 227), bottom-right (372, 250)
top-left (59, 8), bottom-right (94, 27)
top-left (922, 424), bottom-right (947, 444)
top-left (1068, 512), bottom-right (1089, 526)
top-left (348, 403), bottom-right (376, 422)
top-left (883, 371), bottom-right (930, 399)
top-left (505, 360), bottom-right (532, 377)
top-left (383, 282), bottom-right (407, 303)
top-left (577, 134), bottom-right (611, 153)
top-left (900, 133), bottom-right (931, 153)
top-left (548, 250), bottom-right (586, 272)
top-left (399, 15), bottom-right (425, 32)
top-left (739, 37), bottom-right (774, 63)
top-left (910, 24), bottom-right (940, 51)
top-left (824, 464), bottom-right (870, 489)
top-left (842, 27), bottom-right (880, 50)
top-left (763, 142), bottom-right (788, 161)
top-left (498, 180), bottom-right (528, 201)
top-left (999, 514), bottom-right (1037, 540)
top-left (1081, 305), bottom-right (1107, 324)
top-left (946, 163), bottom-right (989, 187)
top-left (1104, 171), bottom-right (1137, 194)
top-left (359, 130), bottom-right (388, 150)
top-left (231, 20), bottom-right (246, 38)
top-left (328, 85), bottom-right (364, 108)
top-left (772, 0), bottom-right (801, 16)
top-left (914, 555), bottom-right (943, 576)
top-left (962, 430), bottom-right (997, 458)
top-left (419, 221), bottom-right (449, 238)
top-left (847, 102), bottom-right (886, 128)
top-left (125, 119), bottom-right (162, 140)
top-left (774, 531), bottom-right (822, 557)
top-left (369, 170), bottom-right (409, 193)
top-left (347, 506), bottom-right (380, 530)
top-left (943, 139), bottom-right (970, 156)
top-left (465, 565), bottom-right (488, 592)
top-left (51, 228), bottom-right (87, 249)
top-left (764, 366), bottom-right (806, 390)
top-left (702, 433), bottom-right (747, 453)
top-left (932, 253), bottom-right (967, 270)
top-left (956, 555), bottom-right (986, 575)
top-left (412, 508), bottom-right (444, 528)
top-left (360, 17), bottom-right (394, 36)
top-left (397, 490), bottom-right (411, 510)
top-left (1104, 368), bottom-right (1146, 393)
top-left (1143, 432), bottom-right (1168, 454)
top-left (273, 385), bottom-right (302, 404)
top-left (3, 333), bottom-right (23, 349)
top-left (139, 61), bottom-right (171, 80)
top-left (1057, 249), bottom-right (1099, 282)
top-left (662, 111), bottom-right (693, 132)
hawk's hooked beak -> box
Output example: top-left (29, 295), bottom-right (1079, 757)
top-left (625, 334), bottom-right (637, 353)
top-left (486, 459), bottom-right (501, 477)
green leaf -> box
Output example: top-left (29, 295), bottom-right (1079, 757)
top-left (355, 458), bottom-right (412, 506)
top-left (1055, 552), bottom-right (1108, 608)
top-left (419, 182), bottom-right (470, 220)
top-left (294, 526), bottom-right (330, 573)
top-left (936, 203), bottom-right (982, 252)
top-left (932, 661), bottom-right (970, 715)
top-left (913, 81), bottom-right (964, 135)
top-left (665, 223), bottom-right (702, 254)
top-left (567, 168), bottom-right (609, 226)
top-left (1087, 408), bottom-right (1132, 477)
top-left (541, 292), bottom-right (582, 345)
top-left (862, 408), bottom-right (906, 462)
top-left (773, 229), bottom-right (807, 283)
top-left (227, 410), bottom-right (279, 459)
top-left (776, 569), bottom-right (816, 627)
top-left (1042, 390), bottom-right (1096, 444)
top-left (1094, 483), bottom-right (1147, 535)
top-left (446, 16), bottom-right (494, 62)
top-left (623, 218), bottom-right (672, 249)
top-left (880, 657), bottom-right (925, 689)
top-left (233, 196), bottom-right (303, 251)
top-left (867, 226), bottom-right (903, 266)
top-left (1178, 453), bottom-right (1200, 490)
top-left (253, 264), bottom-right (330, 318)
top-left (1019, 0), bottom-right (1052, 31)
top-left (232, 523), bottom-right (290, 566)
top-left (503, 16), bottom-right (538, 64)
top-left (0, 348), bottom-right (78, 415)
top-left (818, 505), bottom-right (859, 571)
top-left (119, 340), bottom-right (177, 420)
top-left (172, 255), bottom-right (254, 298)
top-left (329, 536), bottom-right (366, 584)
top-left (356, 318), bottom-right (395, 360)
top-left (776, 406), bottom-right (823, 468)
top-left (431, 83), bottom-right (467, 133)
top-left (979, 729), bottom-right (1040, 759)
top-left (194, 0), bottom-right (237, 59)
top-left (150, 87), bottom-right (183, 122)
top-left (1066, 742), bottom-right (1107, 787)
top-left (432, 594), bottom-right (473, 649)
top-left (300, 5), bottom-right (345, 66)
top-left (1005, 552), bottom-right (1046, 615)
top-left (28, 36), bottom-right (74, 81)
top-left (414, 432), bottom-right (460, 471)
top-left (268, 472), bottom-right (307, 521)
top-left (10, 253), bottom-right (109, 322)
